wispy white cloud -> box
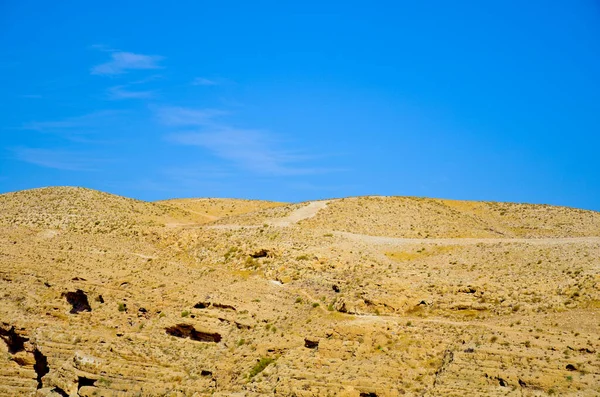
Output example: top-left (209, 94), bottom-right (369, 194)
top-left (158, 106), bottom-right (329, 176)
top-left (91, 51), bottom-right (163, 76)
top-left (11, 147), bottom-right (104, 171)
top-left (154, 106), bottom-right (225, 127)
top-left (107, 85), bottom-right (155, 100)
top-left (21, 110), bottom-right (127, 143)
top-left (89, 44), bottom-right (118, 52)
top-left (168, 128), bottom-right (317, 175)
top-left (192, 77), bottom-right (219, 86)
top-left (22, 110), bottom-right (123, 132)
top-left (192, 77), bottom-right (234, 86)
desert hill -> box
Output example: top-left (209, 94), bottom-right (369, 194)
top-left (0, 187), bottom-right (598, 396)
top-left (216, 195), bottom-right (600, 238)
top-left (157, 198), bottom-right (287, 223)
top-left (0, 187), bottom-right (196, 235)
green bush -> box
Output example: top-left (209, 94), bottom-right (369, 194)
top-left (249, 357), bottom-right (274, 378)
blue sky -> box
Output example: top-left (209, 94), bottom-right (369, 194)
top-left (1, 1), bottom-right (599, 209)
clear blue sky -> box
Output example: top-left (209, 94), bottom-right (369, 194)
top-left (1, 1), bottom-right (599, 209)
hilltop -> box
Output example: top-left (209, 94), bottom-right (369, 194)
top-left (0, 187), bottom-right (193, 235)
top-left (0, 187), bottom-right (598, 396)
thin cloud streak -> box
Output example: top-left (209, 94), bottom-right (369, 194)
top-left (22, 110), bottom-right (124, 132)
top-left (11, 147), bottom-right (104, 171)
top-left (169, 129), bottom-right (332, 175)
top-left (155, 106), bottom-right (226, 127)
top-left (91, 51), bottom-right (163, 75)
top-left (107, 85), bottom-right (155, 100)
top-left (192, 77), bottom-right (220, 86)
top-left (158, 106), bottom-right (337, 176)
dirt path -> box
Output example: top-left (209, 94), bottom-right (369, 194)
top-left (267, 200), bottom-right (330, 226)
top-left (334, 231), bottom-right (600, 246)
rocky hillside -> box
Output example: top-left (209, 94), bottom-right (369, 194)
top-left (0, 187), bottom-right (193, 235)
top-left (298, 196), bottom-right (600, 238)
top-left (0, 188), bottom-right (598, 396)
top-left (157, 198), bottom-right (286, 223)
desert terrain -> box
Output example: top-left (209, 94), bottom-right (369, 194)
top-left (0, 187), bottom-right (599, 396)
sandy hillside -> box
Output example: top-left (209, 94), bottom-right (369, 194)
top-left (0, 187), bottom-right (194, 235)
top-left (1, 188), bottom-right (599, 397)
top-left (157, 198), bottom-right (287, 223)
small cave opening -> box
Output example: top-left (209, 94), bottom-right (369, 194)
top-left (360, 393), bottom-right (378, 397)
top-left (0, 325), bottom-right (28, 354)
top-left (51, 387), bottom-right (68, 397)
top-left (304, 338), bottom-right (319, 349)
top-left (33, 348), bottom-right (49, 389)
top-left (212, 303), bottom-right (236, 311)
top-left (250, 249), bottom-right (269, 258)
top-left (78, 376), bottom-right (97, 389)
top-left (63, 290), bottom-right (92, 314)
top-left (165, 324), bottom-right (222, 343)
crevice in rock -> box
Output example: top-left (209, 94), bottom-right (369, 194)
top-left (433, 347), bottom-right (454, 387)
top-left (250, 249), bottom-right (269, 258)
top-left (33, 347), bottom-right (49, 389)
top-left (78, 376), bottom-right (97, 389)
top-left (217, 317), bottom-right (251, 330)
top-left (51, 387), bottom-right (68, 397)
top-left (200, 370), bottom-right (213, 377)
top-left (165, 324), bottom-right (222, 343)
top-left (360, 393), bottom-right (377, 397)
top-left (12, 355), bottom-right (30, 366)
top-left (212, 303), bottom-right (236, 311)
top-left (0, 324), bottom-right (28, 354)
top-left (62, 289), bottom-right (91, 314)
top-left (194, 301), bottom-right (236, 311)
top-left (304, 338), bottom-right (319, 349)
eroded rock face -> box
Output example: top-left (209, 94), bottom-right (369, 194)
top-left (2, 189), bottom-right (600, 396)
top-left (304, 338), bottom-right (319, 349)
top-left (165, 324), bottom-right (222, 343)
top-left (0, 324), bottom-right (28, 353)
top-left (63, 290), bottom-right (91, 314)
top-left (250, 249), bottom-right (269, 258)
top-left (194, 301), bottom-right (236, 311)
top-left (33, 348), bottom-right (49, 389)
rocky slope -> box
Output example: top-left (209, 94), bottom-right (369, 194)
top-left (0, 188), bottom-right (598, 396)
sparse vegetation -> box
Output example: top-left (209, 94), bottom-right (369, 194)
top-left (1, 188), bottom-right (599, 395)
top-left (249, 357), bottom-right (275, 378)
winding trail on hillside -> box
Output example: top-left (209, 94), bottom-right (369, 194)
top-left (334, 231), bottom-right (600, 246)
top-left (206, 200), bottom-right (331, 230)
top-left (267, 200), bottom-right (330, 226)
